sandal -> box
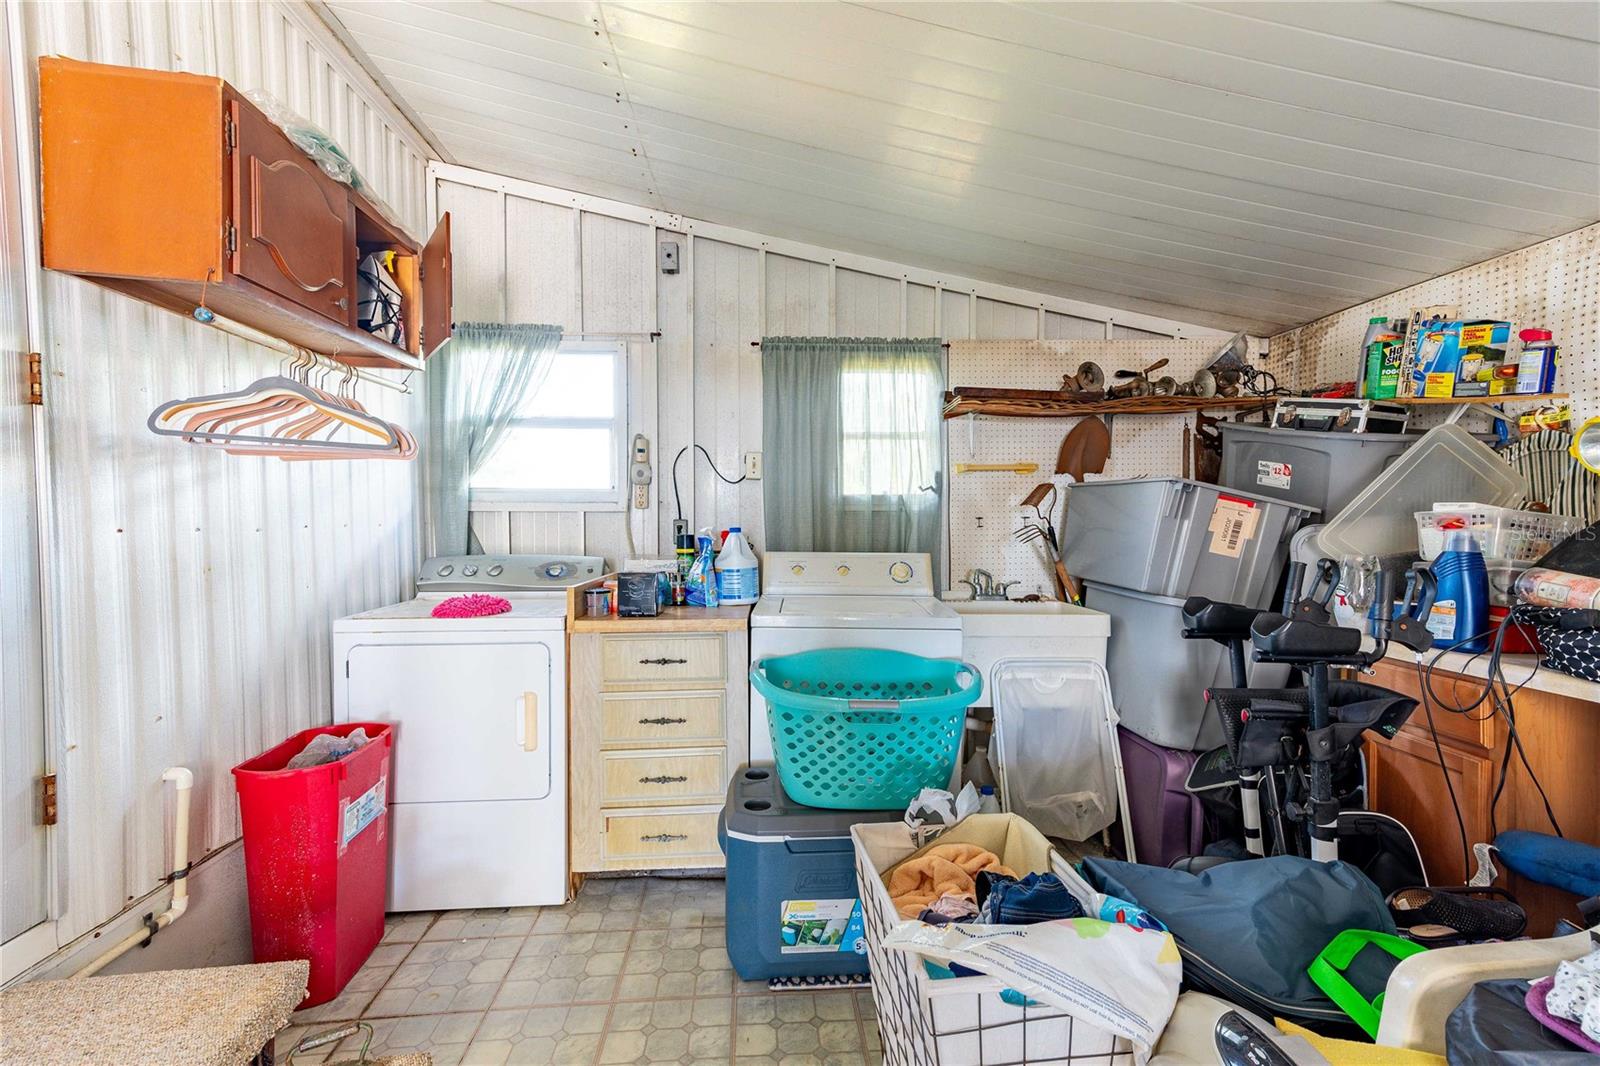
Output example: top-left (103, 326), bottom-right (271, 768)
top-left (1387, 885), bottom-right (1527, 944)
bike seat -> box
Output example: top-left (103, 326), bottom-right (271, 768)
top-left (1181, 596), bottom-right (1262, 641)
top-left (1251, 612), bottom-right (1362, 661)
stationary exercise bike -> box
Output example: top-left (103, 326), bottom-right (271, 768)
top-left (1178, 561), bottom-right (1435, 870)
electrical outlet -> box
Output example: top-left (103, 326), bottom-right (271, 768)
top-left (743, 451), bottom-right (763, 479)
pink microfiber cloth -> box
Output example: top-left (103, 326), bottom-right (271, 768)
top-left (432, 594), bottom-right (512, 619)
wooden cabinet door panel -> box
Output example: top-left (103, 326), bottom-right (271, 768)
top-left (230, 100), bottom-right (351, 322)
top-left (1366, 731), bottom-right (1493, 886)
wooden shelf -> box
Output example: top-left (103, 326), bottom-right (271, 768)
top-left (943, 391), bottom-right (1274, 419)
top-left (1387, 393), bottom-right (1567, 407)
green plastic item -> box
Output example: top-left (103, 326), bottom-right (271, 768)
top-left (1307, 928), bottom-right (1429, 1038)
top-left (749, 648), bottom-right (981, 810)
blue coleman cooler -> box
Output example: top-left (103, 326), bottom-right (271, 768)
top-left (718, 763), bottom-right (901, 982)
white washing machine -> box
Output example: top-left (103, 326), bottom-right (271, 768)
top-left (332, 554), bottom-right (603, 911)
top-left (748, 551), bottom-right (961, 761)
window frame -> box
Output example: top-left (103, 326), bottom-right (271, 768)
top-left (468, 340), bottom-right (628, 510)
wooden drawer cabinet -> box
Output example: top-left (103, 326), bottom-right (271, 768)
top-left (601, 749), bottom-right (726, 805)
top-left (39, 57), bottom-right (451, 370)
top-left (600, 634), bottom-right (726, 686)
top-left (601, 692), bottom-right (725, 746)
top-left (570, 609), bottom-right (750, 872)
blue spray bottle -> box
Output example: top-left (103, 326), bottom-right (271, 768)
top-left (1425, 532), bottom-right (1490, 653)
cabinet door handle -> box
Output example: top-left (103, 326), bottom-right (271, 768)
top-left (517, 692), bottom-right (538, 752)
top-left (639, 775), bottom-right (688, 785)
top-left (638, 657), bottom-right (688, 666)
top-left (638, 716), bottom-right (688, 726)
top-left (640, 833), bottom-right (687, 844)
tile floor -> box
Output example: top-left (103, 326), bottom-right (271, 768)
top-left (276, 876), bottom-right (884, 1066)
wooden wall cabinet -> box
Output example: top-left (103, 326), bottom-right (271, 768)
top-left (38, 57), bottom-right (451, 370)
top-left (568, 609), bottom-right (751, 873)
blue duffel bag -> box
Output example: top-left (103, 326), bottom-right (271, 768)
top-left (1081, 854), bottom-right (1399, 1028)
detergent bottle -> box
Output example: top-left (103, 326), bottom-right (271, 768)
top-left (1426, 532), bottom-right (1489, 653)
top-left (714, 527), bottom-right (760, 605)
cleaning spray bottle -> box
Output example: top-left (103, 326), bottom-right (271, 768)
top-left (1426, 532), bottom-right (1489, 653)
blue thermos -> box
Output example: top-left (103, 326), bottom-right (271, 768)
top-left (1426, 533), bottom-right (1490, 653)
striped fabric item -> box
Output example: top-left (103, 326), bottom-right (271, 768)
top-left (1500, 432), bottom-right (1599, 523)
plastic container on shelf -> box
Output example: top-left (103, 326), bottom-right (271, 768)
top-left (1083, 582), bottom-right (1291, 751)
top-left (232, 723), bottom-right (392, 1007)
top-left (717, 763), bottom-right (899, 981)
top-left (1219, 424), bottom-right (1421, 521)
top-left (1318, 425), bottom-right (1528, 561)
top-left (1415, 504), bottom-right (1582, 564)
top-left (1061, 477), bottom-right (1317, 609)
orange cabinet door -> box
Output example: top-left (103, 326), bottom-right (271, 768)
top-left (229, 99), bottom-right (353, 323)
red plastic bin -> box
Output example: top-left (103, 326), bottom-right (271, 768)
top-left (232, 722), bottom-right (392, 1007)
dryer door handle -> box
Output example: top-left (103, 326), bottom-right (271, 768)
top-left (517, 692), bottom-right (539, 752)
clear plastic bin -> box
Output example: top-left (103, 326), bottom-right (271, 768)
top-left (1318, 425), bottom-right (1527, 560)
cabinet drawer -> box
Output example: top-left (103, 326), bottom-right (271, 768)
top-left (601, 748), bottom-right (725, 805)
top-left (600, 635), bottom-right (724, 686)
top-left (602, 692), bottom-right (725, 745)
top-left (602, 809), bottom-right (721, 862)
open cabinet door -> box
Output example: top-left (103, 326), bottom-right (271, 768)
top-left (421, 211), bottom-right (452, 357)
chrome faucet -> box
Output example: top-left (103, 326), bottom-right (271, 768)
top-left (958, 569), bottom-right (1019, 601)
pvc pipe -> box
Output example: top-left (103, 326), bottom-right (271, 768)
top-left (75, 767), bottom-right (193, 978)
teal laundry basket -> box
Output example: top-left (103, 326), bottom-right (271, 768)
top-left (749, 648), bottom-right (982, 810)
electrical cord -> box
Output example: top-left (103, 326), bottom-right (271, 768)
top-left (671, 445), bottom-right (747, 524)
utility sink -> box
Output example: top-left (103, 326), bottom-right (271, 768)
top-left (942, 597), bottom-right (1110, 705)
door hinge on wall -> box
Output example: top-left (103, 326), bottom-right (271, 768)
top-left (223, 114), bottom-right (236, 155)
top-left (40, 774), bottom-right (57, 826)
top-left (25, 352), bottom-right (42, 405)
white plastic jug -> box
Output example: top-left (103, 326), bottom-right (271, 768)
top-left (715, 527), bottom-right (760, 605)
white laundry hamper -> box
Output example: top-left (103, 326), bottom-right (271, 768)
top-left (850, 814), bottom-right (1138, 1066)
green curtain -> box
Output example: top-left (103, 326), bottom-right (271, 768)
top-left (761, 337), bottom-right (943, 559)
top-left (425, 322), bottom-right (562, 557)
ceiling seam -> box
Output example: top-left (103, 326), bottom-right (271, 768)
top-left (591, 2), bottom-right (664, 211)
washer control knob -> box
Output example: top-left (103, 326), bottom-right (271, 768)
top-left (487, 565), bottom-right (504, 577)
top-left (462, 565), bottom-right (479, 577)
top-left (436, 564), bottom-right (454, 577)
top-left (836, 564), bottom-right (851, 576)
top-left (889, 561), bottom-right (913, 584)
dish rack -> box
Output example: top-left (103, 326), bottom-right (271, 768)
top-left (1415, 505), bottom-right (1582, 564)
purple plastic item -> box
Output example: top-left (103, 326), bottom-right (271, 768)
top-left (1117, 726), bottom-right (1205, 867)
top-left (1526, 976), bottom-right (1600, 1054)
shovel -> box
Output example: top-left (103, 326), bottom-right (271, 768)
top-left (1054, 416), bottom-right (1111, 481)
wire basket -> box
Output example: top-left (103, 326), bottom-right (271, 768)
top-left (750, 648), bottom-right (982, 810)
top-left (1415, 505), bottom-right (1583, 564)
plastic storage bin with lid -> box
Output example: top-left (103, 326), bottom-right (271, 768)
top-left (717, 763), bottom-right (900, 981)
top-left (1061, 477), bottom-right (1316, 610)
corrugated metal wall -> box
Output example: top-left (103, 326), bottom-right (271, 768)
top-left (437, 164), bottom-right (1223, 584)
top-left (12, 1), bottom-right (431, 945)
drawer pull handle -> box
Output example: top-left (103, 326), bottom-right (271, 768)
top-left (640, 833), bottom-right (688, 844)
top-left (639, 774), bottom-right (688, 785)
top-left (639, 657), bottom-right (688, 665)
top-left (638, 716), bottom-right (688, 726)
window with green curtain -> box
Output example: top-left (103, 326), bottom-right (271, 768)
top-left (761, 337), bottom-right (944, 561)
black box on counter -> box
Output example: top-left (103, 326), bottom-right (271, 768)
top-left (617, 571), bottom-right (662, 617)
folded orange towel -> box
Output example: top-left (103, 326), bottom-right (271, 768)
top-left (887, 843), bottom-right (1016, 919)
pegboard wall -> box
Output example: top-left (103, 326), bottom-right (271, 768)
top-left (946, 338), bottom-right (1223, 595)
top-left (1266, 223), bottom-right (1599, 434)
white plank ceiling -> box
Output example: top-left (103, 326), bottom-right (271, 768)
top-left (320, 0), bottom-right (1600, 334)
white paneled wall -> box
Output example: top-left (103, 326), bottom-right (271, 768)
top-left (436, 164), bottom-right (1225, 586)
top-left (10, 1), bottom-right (430, 954)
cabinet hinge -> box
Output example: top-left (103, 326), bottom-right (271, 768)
top-left (223, 220), bottom-right (237, 257)
top-left (25, 352), bottom-right (42, 406)
top-left (224, 114), bottom-right (236, 155)
top-left (40, 774), bottom-right (57, 826)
